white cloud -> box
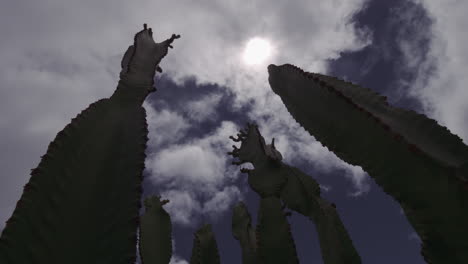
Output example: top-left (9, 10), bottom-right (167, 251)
top-left (144, 102), bottom-right (191, 149)
top-left (148, 144), bottom-right (226, 189)
top-left (185, 93), bottom-right (223, 122)
top-left (319, 184), bottom-right (332, 193)
top-left (146, 121), bottom-right (238, 189)
top-left (146, 121), bottom-right (243, 225)
top-left (203, 186), bottom-right (242, 220)
top-left (345, 165), bottom-right (370, 197)
top-left (157, 183), bottom-right (243, 227)
top-left (0, 0), bottom-right (372, 229)
top-left (397, 0), bottom-right (468, 144)
top-left (159, 0), bottom-right (371, 89)
top-left (160, 189), bottom-right (202, 226)
top-left (197, 121), bottom-right (240, 154)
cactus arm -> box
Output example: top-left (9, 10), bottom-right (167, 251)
top-left (112, 25), bottom-right (180, 106)
top-left (231, 202), bottom-right (260, 264)
top-left (267, 63), bottom-right (468, 264)
top-left (229, 124), bottom-right (361, 264)
top-left (119, 23), bottom-right (180, 88)
top-left (279, 165), bottom-right (320, 216)
top-left (285, 167), bottom-right (361, 264)
top-left (256, 196), bottom-right (299, 264)
top-left (0, 24), bottom-right (179, 264)
top-left (139, 196), bottom-right (172, 264)
top-left (228, 123), bottom-right (287, 198)
top-left (310, 198), bottom-right (361, 264)
top-left (189, 224), bottom-right (221, 264)
top-left (246, 167), bottom-right (288, 198)
top-left (279, 162), bottom-right (361, 264)
top-left (315, 73), bottom-right (468, 169)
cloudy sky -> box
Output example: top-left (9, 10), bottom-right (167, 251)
top-left (1, 0), bottom-right (467, 263)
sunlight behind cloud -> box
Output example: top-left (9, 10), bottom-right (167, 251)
top-left (242, 37), bottom-right (274, 65)
top-left (0, 0), bottom-right (372, 233)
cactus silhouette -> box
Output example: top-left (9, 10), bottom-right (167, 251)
top-left (228, 123), bottom-right (361, 264)
top-left (3, 23), bottom-right (465, 264)
top-left (139, 195), bottom-right (172, 264)
top-left (0, 24), bottom-right (179, 264)
top-left (231, 202), bottom-right (259, 264)
top-left (190, 224), bottom-right (221, 264)
top-left (267, 63), bottom-right (468, 264)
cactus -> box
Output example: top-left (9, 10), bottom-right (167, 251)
top-left (256, 196), bottom-right (299, 264)
top-left (231, 202), bottom-right (259, 264)
top-left (190, 224), bottom-right (221, 264)
top-left (139, 196), bottom-right (172, 264)
top-left (228, 123), bottom-right (360, 264)
top-left (0, 24), bottom-right (179, 264)
top-left (5, 22), bottom-right (464, 264)
top-left (267, 63), bottom-right (468, 264)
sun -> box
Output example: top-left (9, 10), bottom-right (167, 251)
top-left (242, 37), bottom-right (273, 66)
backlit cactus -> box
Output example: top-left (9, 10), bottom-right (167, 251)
top-left (231, 202), bottom-right (259, 264)
top-left (190, 224), bottom-right (221, 264)
top-left (139, 196), bottom-right (172, 264)
top-left (0, 24), bottom-right (179, 264)
top-left (267, 63), bottom-right (468, 264)
top-left (2, 21), bottom-right (463, 264)
top-left (228, 123), bottom-right (361, 264)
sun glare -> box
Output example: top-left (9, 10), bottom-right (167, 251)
top-left (242, 37), bottom-right (273, 66)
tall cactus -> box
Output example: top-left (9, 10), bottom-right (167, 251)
top-left (228, 123), bottom-right (360, 264)
top-left (139, 195), bottom-right (172, 264)
top-left (190, 224), bottom-right (221, 264)
top-left (256, 196), bottom-right (299, 264)
top-left (267, 63), bottom-right (468, 264)
top-left (231, 202), bottom-right (259, 264)
top-left (0, 24), bottom-right (179, 264)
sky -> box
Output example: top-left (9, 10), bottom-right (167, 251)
top-left (0, 0), bottom-right (467, 263)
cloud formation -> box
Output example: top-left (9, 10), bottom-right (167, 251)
top-left (396, 0), bottom-right (468, 144)
top-left (184, 93), bottom-right (223, 122)
top-left (144, 102), bottom-right (191, 149)
top-left (146, 121), bottom-right (243, 225)
top-left (244, 94), bottom-right (371, 196)
top-left (0, 0), bottom-right (372, 230)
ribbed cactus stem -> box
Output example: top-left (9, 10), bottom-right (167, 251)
top-left (0, 24), bottom-right (179, 264)
top-left (139, 195), bottom-right (172, 264)
top-left (190, 224), bottom-right (221, 264)
top-left (231, 202), bottom-right (259, 264)
top-left (229, 123), bottom-right (360, 263)
top-left (267, 63), bottom-right (468, 264)
top-left (280, 165), bottom-right (362, 264)
top-left (256, 197), bottom-right (299, 264)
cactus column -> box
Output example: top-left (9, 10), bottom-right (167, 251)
top-left (267, 63), bottom-right (468, 264)
top-left (228, 123), bottom-right (361, 264)
top-left (190, 224), bottom-right (221, 264)
top-left (232, 202), bottom-right (259, 264)
top-left (139, 195), bottom-right (172, 264)
top-left (0, 25), bottom-right (179, 264)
